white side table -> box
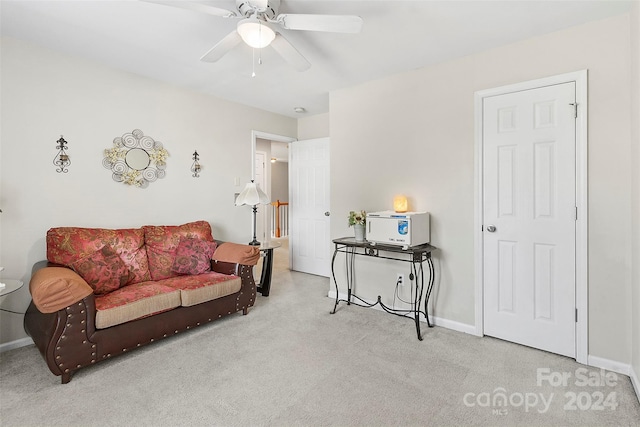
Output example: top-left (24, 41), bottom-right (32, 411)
top-left (0, 279), bottom-right (24, 297)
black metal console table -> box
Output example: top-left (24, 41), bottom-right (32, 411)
top-left (330, 237), bottom-right (437, 340)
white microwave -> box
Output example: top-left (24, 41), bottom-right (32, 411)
top-left (366, 211), bottom-right (430, 247)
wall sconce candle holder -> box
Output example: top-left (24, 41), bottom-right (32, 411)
top-left (191, 151), bottom-right (201, 178)
top-left (53, 136), bottom-right (71, 173)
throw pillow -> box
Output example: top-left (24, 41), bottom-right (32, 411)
top-left (70, 246), bottom-right (130, 295)
top-left (171, 237), bottom-right (217, 275)
top-left (143, 221), bottom-right (214, 280)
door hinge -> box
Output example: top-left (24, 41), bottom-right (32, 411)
top-left (570, 102), bottom-right (578, 119)
top-left (575, 308), bottom-right (578, 322)
top-left (574, 206), bottom-right (578, 221)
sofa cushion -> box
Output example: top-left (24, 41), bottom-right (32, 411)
top-left (171, 237), bottom-right (217, 275)
top-left (94, 282), bottom-right (181, 329)
top-left (159, 272), bottom-right (241, 307)
top-left (47, 227), bottom-right (151, 285)
top-left (143, 221), bottom-right (215, 281)
top-left (70, 246), bottom-right (131, 295)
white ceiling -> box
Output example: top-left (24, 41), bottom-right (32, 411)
top-left (1, 0), bottom-right (635, 118)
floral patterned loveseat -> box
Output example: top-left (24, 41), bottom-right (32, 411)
top-left (24, 220), bottom-right (259, 384)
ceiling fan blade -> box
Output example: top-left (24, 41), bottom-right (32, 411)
top-left (275, 14), bottom-right (363, 33)
top-left (141, 0), bottom-right (238, 18)
top-left (270, 33), bottom-right (311, 72)
top-left (200, 31), bottom-right (242, 62)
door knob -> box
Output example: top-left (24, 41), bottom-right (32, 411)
top-left (324, 211), bottom-right (330, 216)
top-left (486, 225), bottom-right (497, 232)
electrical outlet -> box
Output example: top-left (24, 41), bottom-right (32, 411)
top-left (397, 274), bottom-right (404, 286)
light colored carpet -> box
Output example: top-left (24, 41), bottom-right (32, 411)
top-left (1, 239), bottom-right (639, 426)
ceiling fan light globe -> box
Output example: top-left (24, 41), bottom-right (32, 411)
top-left (237, 18), bottom-right (276, 48)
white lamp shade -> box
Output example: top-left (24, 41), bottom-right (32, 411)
top-left (235, 181), bottom-right (270, 206)
top-left (237, 18), bottom-right (276, 48)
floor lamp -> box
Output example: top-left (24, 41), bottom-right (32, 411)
top-left (235, 180), bottom-right (270, 246)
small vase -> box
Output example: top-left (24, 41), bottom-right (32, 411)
top-left (354, 224), bottom-right (366, 242)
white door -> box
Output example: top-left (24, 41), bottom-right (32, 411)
top-left (255, 151), bottom-right (268, 243)
top-left (290, 137), bottom-right (330, 277)
top-left (483, 82), bottom-right (576, 357)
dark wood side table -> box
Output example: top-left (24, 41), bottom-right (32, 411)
top-left (256, 241), bottom-right (281, 297)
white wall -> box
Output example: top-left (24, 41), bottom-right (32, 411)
top-left (271, 162), bottom-right (288, 203)
top-left (0, 37), bottom-right (296, 345)
top-left (330, 14), bottom-right (634, 364)
top-left (630, 1), bottom-right (640, 394)
top-left (297, 113), bottom-right (329, 140)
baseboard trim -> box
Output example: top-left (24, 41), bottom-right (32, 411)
top-left (326, 291), bottom-right (476, 335)
top-left (0, 337), bottom-right (33, 353)
top-left (430, 315), bottom-right (476, 335)
top-left (587, 355), bottom-right (631, 376)
top-left (587, 355), bottom-right (640, 404)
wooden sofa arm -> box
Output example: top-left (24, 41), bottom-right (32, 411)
top-left (29, 266), bottom-right (93, 313)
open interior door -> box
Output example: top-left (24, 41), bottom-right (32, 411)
top-left (289, 137), bottom-right (330, 277)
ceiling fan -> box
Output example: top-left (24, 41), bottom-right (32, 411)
top-left (146, 0), bottom-right (364, 71)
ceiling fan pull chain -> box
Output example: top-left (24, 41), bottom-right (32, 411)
top-left (252, 47), bottom-right (256, 78)
top-left (258, 22), bottom-right (263, 65)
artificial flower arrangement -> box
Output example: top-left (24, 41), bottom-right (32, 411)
top-left (348, 210), bottom-right (367, 227)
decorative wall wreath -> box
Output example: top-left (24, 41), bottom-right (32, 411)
top-left (103, 129), bottom-right (168, 188)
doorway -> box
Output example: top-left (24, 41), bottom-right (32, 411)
top-left (474, 71), bottom-right (588, 363)
top-left (251, 131), bottom-right (296, 269)
top-left (251, 132), bottom-right (331, 277)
